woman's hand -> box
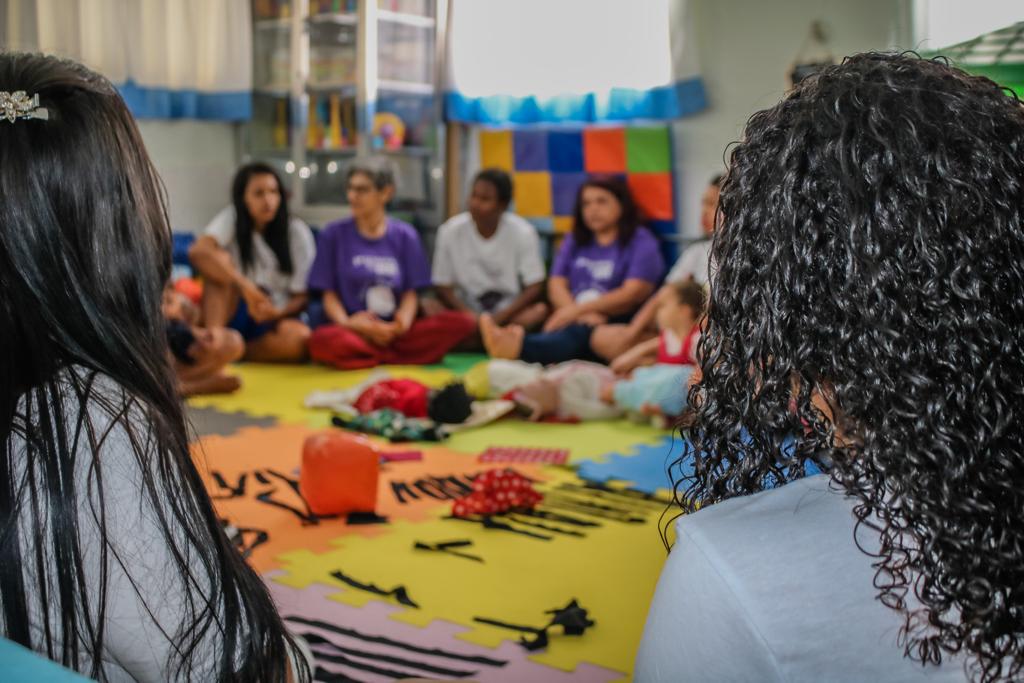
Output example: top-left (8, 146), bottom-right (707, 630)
top-left (611, 351), bottom-right (639, 376)
top-left (345, 312), bottom-right (399, 347)
top-left (240, 281), bottom-right (277, 323)
top-left (542, 303), bottom-right (582, 333)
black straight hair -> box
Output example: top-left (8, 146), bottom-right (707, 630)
top-left (231, 162), bottom-right (293, 274)
top-left (571, 175), bottom-right (641, 247)
top-left (0, 53), bottom-right (307, 681)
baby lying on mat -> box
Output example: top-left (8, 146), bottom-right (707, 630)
top-left (468, 280), bottom-right (705, 424)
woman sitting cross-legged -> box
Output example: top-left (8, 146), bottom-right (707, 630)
top-left (591, 172), bottom-right (721, 363)
top-left (307, 159), bottom-right (476, 370)
top-left (188, 162), bottom-right (315, 362)
top-left (481, 176), bottom-right (665, 364)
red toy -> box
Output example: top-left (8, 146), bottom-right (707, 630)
top-left (452, 469), bottom-right (543, 517)
top-left (300, 431), bottom-right (379, 516)
top-left (354, 379), bottom-right (429, 418)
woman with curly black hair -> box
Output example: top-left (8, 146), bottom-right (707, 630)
top-left (637, 53), bottom-right (1024, 682)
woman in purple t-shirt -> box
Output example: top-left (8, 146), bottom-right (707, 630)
top-left (481, 176), bottom-right (665, 364)
top-left (307, 160), bottom-right (475, 369)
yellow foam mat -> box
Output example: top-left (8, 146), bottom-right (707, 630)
top-left (274, 465), bottom-right (674, 678)
top-left (189, 360), bottom-right (687, 680)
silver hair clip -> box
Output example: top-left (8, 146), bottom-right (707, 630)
top-left (0, 91), bottom-right (49, 123)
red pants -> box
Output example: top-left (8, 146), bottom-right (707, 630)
top-left (309, 311), bottom-right (476, 370)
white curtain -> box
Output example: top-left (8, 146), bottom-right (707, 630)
top-left (445, 0), bottom-right (705, 124)
top-left (5, 0), bottom-right (252, 120)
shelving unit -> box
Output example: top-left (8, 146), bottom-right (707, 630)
top-left (245, 0), bottom-right (448, 229)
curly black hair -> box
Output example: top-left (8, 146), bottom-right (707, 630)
top-left (677, 52), bottom-right (1024, 681)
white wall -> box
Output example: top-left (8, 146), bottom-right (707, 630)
top-left (673, 0), bottom-right (913, 238)
top-left (137, 121), bottom-right (239, 233)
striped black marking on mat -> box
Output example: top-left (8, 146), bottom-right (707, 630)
top-left (304, 632), bottom-right (478, 678)
top-left (561, 482), bottom-right (671, 507)
top-left (285, 615), bottom-right (507, 666)
top-left (539, 499), bottom-right (647, 523)
top-left (311, 667), bottom-right (360, 683)
top-left (500, 513), bottom-right (586, 537)
top-left (515, 507), bottom-right (602, 527)
top-left (313, 665), bottom-right (362, 682)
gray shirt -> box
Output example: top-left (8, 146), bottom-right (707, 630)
top-left (3, 371), bottom-right (226, 681)
top-left (636, 474), bottom-right (968, 682)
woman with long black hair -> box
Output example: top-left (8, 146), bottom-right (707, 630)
top-left (0, 53), bottom-right (310, 681)
top-left (480, 176), bottom-right (664, 364)
top-left (637, 53), bottom-right (1024, 682)
top-left (189, 162), bottom-right (315, 362)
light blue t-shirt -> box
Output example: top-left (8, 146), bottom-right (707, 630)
top-left (636, 474), bottom-right (969, 682)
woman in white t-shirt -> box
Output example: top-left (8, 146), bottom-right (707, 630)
top-left (433, 169), bottom-right (548, 333)
top-left (189, 163), bottom-right (315, 362)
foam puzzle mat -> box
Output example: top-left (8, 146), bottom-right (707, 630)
top-left (190, 357), bottom-right (685, 682)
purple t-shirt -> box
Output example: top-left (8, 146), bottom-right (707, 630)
top-left (551, 227), bottom-right (665, 303)
top-left (307, 217), bottom-right (431, 320)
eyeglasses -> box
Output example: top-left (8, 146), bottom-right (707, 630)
top-left (347, 183), bottom-right (376, 195)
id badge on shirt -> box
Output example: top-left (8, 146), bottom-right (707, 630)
top-left (366, 284), bottom-right (396, 318)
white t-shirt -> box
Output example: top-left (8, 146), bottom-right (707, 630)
top-left (432, 211), bottom-right (546, 314)
top-left (665, 238), bottom-right (712, 285)
top-left (204, 206), bottom-right (316, 309)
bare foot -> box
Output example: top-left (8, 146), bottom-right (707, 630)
top-left (480, 314), bottom-right (525, 360)
top-left (181, 373), bottom-right (242, 397)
